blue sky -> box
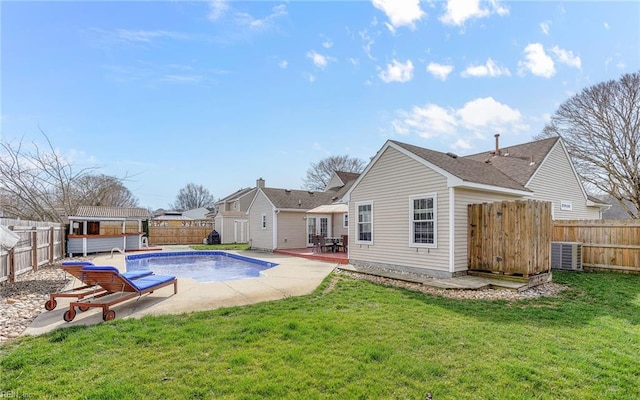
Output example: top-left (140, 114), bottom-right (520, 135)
top-left (2, 1), bottom-right (639, 210)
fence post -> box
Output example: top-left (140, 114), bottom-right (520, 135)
top-left (8, 247), bottom-right (15, 283)
top-left (49, 227), bottom-right (55, 263)
top-left (32, 227), bottom-right (38, 272)
top-left (60, 226), bottom-right (65, 259)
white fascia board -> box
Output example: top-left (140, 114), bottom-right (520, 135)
top-left (449, 179), bottom-right (532, 197)
top-left (277, 209), bottom-right (310, 213)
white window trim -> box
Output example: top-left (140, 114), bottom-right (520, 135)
top-left (355, 201), bottom-right (373, 245)
top-left (343, 213), bottom-right (348, 229)
top-left (261, 213), bottom-right (267, 230)
top-left (409, 193), bottom-right (437, 248)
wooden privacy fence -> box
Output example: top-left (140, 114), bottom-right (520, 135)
top-left (553, 220), bottom-right (640, 273)
top-left (0, 219), bottom-right (65, 283)
top-left (468, 200), bottom-right (552, 277)
top-left (148, 220), bottom-right (214, 245)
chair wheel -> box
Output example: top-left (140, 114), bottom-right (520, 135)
top-left (63, 309), bottom-right (76, 322)
top-left (103, 310), bottom-right (116, 321)
top-left (44, 299), bottom-right (57, 311)
top-left (78, 305), bottom-right (90, 312)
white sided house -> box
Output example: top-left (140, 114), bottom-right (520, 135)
top-left (211, 184), bottom-right (259, 244)
top-left (247, 184), bottom-right (336, 251)
top-left (345, 136), bottom-right (608, 278)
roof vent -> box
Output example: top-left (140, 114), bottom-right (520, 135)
top-left (284, 189), bottom-right (291, 193)
top-left (446, 152), bottom-right (458, 159)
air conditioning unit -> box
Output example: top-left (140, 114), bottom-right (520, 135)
top-left (551, 242), bottom-right (583, 271)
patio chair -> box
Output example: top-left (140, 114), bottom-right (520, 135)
top-left (62, 265), bottom-right (177, 322)
top-left (44, 261), bottom-right (153, 311)
top-left (312, 235), bottom-right (321, 253)
top-left (317, 236), bottom-right (330, 253)
top-left (339, 235), bottom-right (348, 253)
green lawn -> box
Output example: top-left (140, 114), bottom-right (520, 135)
top-left (1, 271), bottom-right (639, 399)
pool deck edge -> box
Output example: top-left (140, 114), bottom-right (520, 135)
top-left (23, 249), bottom-right (338, 337)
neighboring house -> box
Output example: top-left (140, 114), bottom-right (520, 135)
top-left (601, 196), bottom-right (635, 219)
top-left (151, 207), bottom-right (213, 227)
top-left (345, 136), bottom-right (609, 278)
top-left (210, 184), bottom-right (259, 244)
top-left (182, 207), bottom-right (213, 220)
top-left (247, 181), bottom-right (337, 251)
top-left (306, 171), bottom-right (360, 242)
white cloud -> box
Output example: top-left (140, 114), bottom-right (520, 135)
top-left (278, 60), bottom-right (288, 69)
top-left (115, 29), bottom-right (190, 43)
top-left (307, 50), bottom-right (334, 69)
top-left (518, 43), bottom-right (555, 78)
top-left (379, 59), bottom-right (414, 83)
top-left (426, 62), bottom-right (454, 81)
top-left (604, 22), bottom-right (610, 30)
top-left (303, 72), bottom-right (316, 83)
top-left (208, 0), bottom-right (229, 21)
top-left (393, 104), bottom-right (457, 138)
top-left (550, 46), bottom-right (581, 69)
top-left (371, 0), bottom-right (425, 31)
top-left (235, 4), bottom-right (287, 30)
top-left (457, 97), bottom-right (522, 131)
top-left (391, 97), bottom-right (527, 142)
top-left (461, 58), bottom-right (511, 78)
top-left (540, 20), bottom-right (551, 35)
top-left (322, 40), bottom-right (333, 49)
top-left (161, 74), bottom-right (204, 83)
top-left (453, 138), bottom-right (472, 151)
top-left (359, 30), bottom-right (376, 60)
top-left (440, 0), bottom-right (509, 27)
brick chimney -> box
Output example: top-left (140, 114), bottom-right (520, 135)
top-left (494, 134), bottom-right (501, 155)
top-left (256, 178), bottom-right (265, 188)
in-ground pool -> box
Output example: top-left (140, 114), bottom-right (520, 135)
top-left (126, 251), bottom-right (277, 283)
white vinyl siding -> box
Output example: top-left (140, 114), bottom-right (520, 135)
top-left (349, 146), bottom-right (450, 276)
top-left (276, 211), bottom-right (308, 249)
top-left (525, 142), bottom-right (601, 220)
top-left (410, 194), bottom-right (436, 248)
top-left (248, 191), bottom-right (275, 250)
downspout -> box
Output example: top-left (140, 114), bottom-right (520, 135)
top-left (273, 208), bottom-right (279, 250)
top-left (449, 187), bottom-right (456, 274)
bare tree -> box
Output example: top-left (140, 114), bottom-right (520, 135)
top-left (303, 155), bottom-right (366, 191)
top-left (73, 174), bottom-right (138, 208)
top-left (536, 71), bottom-right (640, 218)
top-left (0, 131), bottom-right (137, 222)
top-left (170, 183), bottom-right (214, 211)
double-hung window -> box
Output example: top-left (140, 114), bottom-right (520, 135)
top-left (410, 194), bottom-right (436, 247)
top-left (356, 202), bottom-right (372, 243)
top-left (261, 213), bottom-right (267, 230)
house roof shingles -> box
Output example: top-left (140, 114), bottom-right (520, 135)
top-left (464, 137), bottom-right (560, 185)
top-left (391, 140), bottom-right (530, 192)
top-left (261, 188), bottom-right (337, 210)
top-left (73, 206), bottom-right (150, 219)
top-left (335, 171), bottom-right (360, 185)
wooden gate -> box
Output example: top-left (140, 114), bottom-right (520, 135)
top-left (468, 200), bottom-right (552, 276)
